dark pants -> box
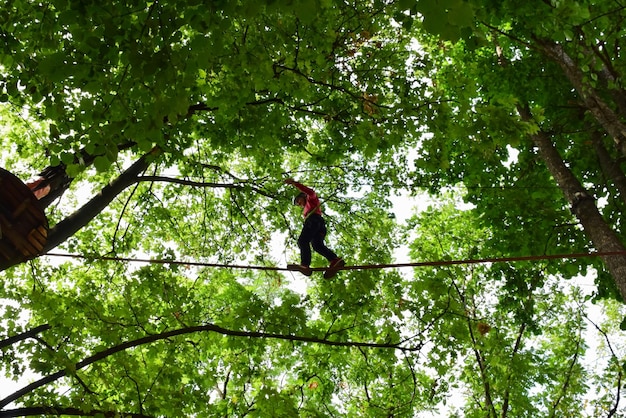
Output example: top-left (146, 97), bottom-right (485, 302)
top-left (298, 214), bottom-right (338, 266)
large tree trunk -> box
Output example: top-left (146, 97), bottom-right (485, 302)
top-left (536, 39), bottom-right (626, 157)
top-left (518, 104), bottom-right (626, 299)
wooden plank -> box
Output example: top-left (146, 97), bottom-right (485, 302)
top-left (17, 207), bottom-right (47, 229)
top-left (3, 182), bottom-right (29, 210)
top-left (1, 220), bottom-right (39, 257)
top-left (27, 230), bottom-right (46, 252)
top-left (0, 246), bottom-right (17, 261)
top-left (0, 168), bottom-right (48, 260)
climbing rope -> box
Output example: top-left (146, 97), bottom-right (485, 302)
top-left (44, 250), bottom-right (626, 272)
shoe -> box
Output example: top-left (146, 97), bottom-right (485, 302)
top-left (323, 258), bottom-right (345, 279)
top-left (287, 264), bottom-right (312, 276)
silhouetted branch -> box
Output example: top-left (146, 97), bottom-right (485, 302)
top-left (0, 324), bottom-right (50, 350)
top-left (0, 323), bottom-right (420, 409)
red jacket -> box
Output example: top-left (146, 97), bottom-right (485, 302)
top-left (293, 182), bottom-right (323, 218)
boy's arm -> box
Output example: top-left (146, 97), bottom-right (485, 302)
top-left (284, 178), bottom-right (316, 196)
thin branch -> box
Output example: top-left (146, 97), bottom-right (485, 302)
top-left (402, 351), bottom-right (419, 410)
top-left (273, 63), bottom-right (361, 101)
top-left (549, 327), bottom-right (583, 416)
top-left (585, 313), bottom-right (623, 417)
top-left (135, 175), bottom-right (277, 199)
top-left (222, 369), bottom-right (230, 401)
top-left (501, 322), bottom-right (527, 418)
top-left (451, 274), bottom-right (497, 417)
top-left (112, 175), bottom-right (142, 253)
top-left (229, 188), bottom-right (258, 234)
top-left (479, 21), bottom-right (533, 49)
top-left (135, 176), bottom-right (241, 189)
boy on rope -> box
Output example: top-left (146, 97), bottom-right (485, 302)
top-left (284, 178), bottom-right (345, 279)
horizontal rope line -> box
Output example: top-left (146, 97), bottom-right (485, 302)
top-left (43, 251), bottom-right (626, 272)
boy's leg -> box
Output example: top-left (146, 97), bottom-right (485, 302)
top-left (311, 235), bottom-right (338, 262)
top-left (297, 228), bottom-right (313, 266)
top-left (288, 226), bottom-right (314, 276)
top-left (310, 217), bottom-right (338, 261)
top-left (309, 217), bottom-right (344, 278)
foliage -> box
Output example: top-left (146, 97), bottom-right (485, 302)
top-left (405, 199), bottom-right (624, 417)
top-left (0, 0), bottom-right (625, 416)
top-left (406, 0), bottom-right (626, 296)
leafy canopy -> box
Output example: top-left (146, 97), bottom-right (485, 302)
top-left (0, 0), bottom-right (626, 416)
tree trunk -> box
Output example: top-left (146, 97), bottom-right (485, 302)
top-left (35, 141), bottom-right (138, 209)
top-left (517, 104), bottom-right (626, 300)
top-left (42, 149), bottom-right (158, 253)
top-left (536, 39), bottom-right (626, 157)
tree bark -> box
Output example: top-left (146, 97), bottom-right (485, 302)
top-left (0, 324), bottom-right (51, 350)
top-left (518, 104), bottom-right (626, 300)
top-left (536, 39), bottom-right (626, 156)
top-left (42, 149), bottom-right (159, 253)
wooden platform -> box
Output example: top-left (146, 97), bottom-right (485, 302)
top-left (0, 168), bottom-right (48, 266)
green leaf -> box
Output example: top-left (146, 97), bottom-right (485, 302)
top-left (447, 1), bottom-right (474, 28)
top-left (94, 155), bottom-right (111, 172)
top-left (60, 151), bottom-right (74, 165)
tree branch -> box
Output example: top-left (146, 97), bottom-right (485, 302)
top-left (0, 323), bottom-right (420, 409)
top-left (452, 276), bottom-right (497, 417)
top-left (501, 322), bottom-right (527, 418)
top-left (42, 148), bottom-right (160, 254)
top-left (585, 312), bottom-right (623, 417)
top-left (135, 176), bottom-right (241, 189)
top-left (0, 407), bottom-right (152, 418)
top-left (549, 332), bottom-right (582, 416)
top-left (535, 38), bottom-right (626, 156)
top-left (0, 324), bottom-right (51, 350)
top-left (134, 175), bottom-right (277, 199)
